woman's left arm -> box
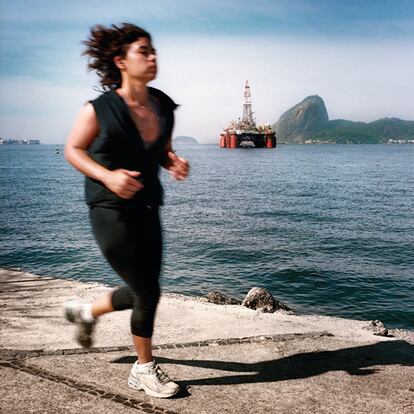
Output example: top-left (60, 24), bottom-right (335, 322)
top-left (161, 136), bottom-right (190, 180)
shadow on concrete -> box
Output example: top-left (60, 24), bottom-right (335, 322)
top-left (112, 340), bottom-right (414, 386)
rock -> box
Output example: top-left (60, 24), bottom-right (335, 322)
top-left (242, 287), bottom-right (291, 313)
top-left (273, 95), bottom-right (329, 143)
top-left (273, 96), bottom-right (414, 144)
top-left (363, 320), bottom-right (389, 337)
top-left (173, 136), bottom-right (199, 145)
top-left (205, 291), bottom-right (242, 305)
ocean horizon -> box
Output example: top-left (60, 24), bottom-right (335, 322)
top-left (1, 143), bottom-right (413, 330)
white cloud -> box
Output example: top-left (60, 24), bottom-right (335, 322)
top-left (1, 36), bottom-right (413, 144)
top-left (155, 36), bottom-right (414, 143)
top-left (0, 76), bottom-right (98, 141)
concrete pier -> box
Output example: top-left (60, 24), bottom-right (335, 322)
top-left (1, 268), bottom-right (413, 413)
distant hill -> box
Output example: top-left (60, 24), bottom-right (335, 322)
top-left (369, 118), bottom-right (414, 140)
top-left (274, 95), bottom-right (329, 144)
top-left (273, 96), bottom-right (414, 144)
top-left (173, 136), bottom-right (199, 145)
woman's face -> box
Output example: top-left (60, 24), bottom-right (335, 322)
top-left (121, 37), bottom-right (157, 82)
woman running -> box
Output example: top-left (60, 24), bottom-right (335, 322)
top-left (64, 23), bottom-right (189, 399)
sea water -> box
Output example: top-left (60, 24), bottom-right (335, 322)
top-left (0, 144), bottom-right (413, 330)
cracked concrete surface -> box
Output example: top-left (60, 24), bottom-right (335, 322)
top-left (1, 268), bottom-right (413, 413)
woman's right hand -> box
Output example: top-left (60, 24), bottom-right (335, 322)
top-left (102, 169), bottom-right (144, 199)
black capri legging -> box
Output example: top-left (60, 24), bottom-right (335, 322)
top-left (89, 205), bottom-right (162, 337)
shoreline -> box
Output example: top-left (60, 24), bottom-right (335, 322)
top-left (2, 267), bottom-right (414, 413)
top-left (1, 265), bottom-right (412, 334)
top-left (1, 267), bottom-right (412, 352)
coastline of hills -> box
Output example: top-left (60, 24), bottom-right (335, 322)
top-left (273, 96), bottom-right (414, 144)
top-left (3, 98), bottom-right (413, 146)
top-left (0, 138), bottom-right (40, 145)
top-left (173, 136), bottom-right (199, 145)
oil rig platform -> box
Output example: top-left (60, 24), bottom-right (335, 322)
top-left (219, 81), bottom-right (276, 149)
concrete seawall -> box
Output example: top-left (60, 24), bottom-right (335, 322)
top-left (1, 268), bottom-right (413, 413)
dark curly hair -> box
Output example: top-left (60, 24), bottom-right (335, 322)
top-left (82, 23), bottom-right (152, 90)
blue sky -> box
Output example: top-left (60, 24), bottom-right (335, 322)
top-left (1, 0), bottom-right (413, 143)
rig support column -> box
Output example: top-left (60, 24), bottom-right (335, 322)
top-left (230, 134), bottom-right (238, 148)
top-left (266, 133), bottom-right (275, 148)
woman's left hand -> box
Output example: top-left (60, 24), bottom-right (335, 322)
top-left (166, 151), bottom-right (190, 180)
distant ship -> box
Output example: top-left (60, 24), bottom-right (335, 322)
top-left (219, 81), bottom-right (276, 149)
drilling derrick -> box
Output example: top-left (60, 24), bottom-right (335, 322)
top-left (219, 80), bottom-right (276, 149)
top-left (242, 80), bottom-right (255, 125)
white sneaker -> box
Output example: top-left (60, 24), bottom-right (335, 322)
top-left (128, 361), bottom-right (180, 398)
top-left (64, 299), bottom-right (97, 348)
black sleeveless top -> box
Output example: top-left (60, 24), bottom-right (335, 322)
top-left (85, 87), bottom-right (177, 209)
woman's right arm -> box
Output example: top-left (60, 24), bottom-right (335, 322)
top-left (64, 103), bottom-right (109, 182)
top-left (64, 103), bottom-right (143, 199)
